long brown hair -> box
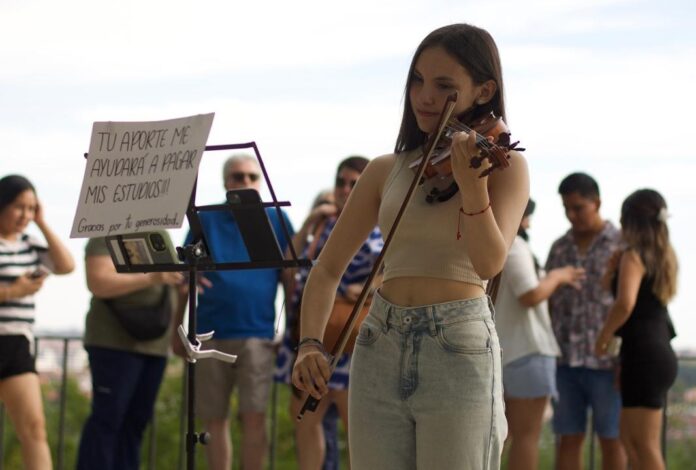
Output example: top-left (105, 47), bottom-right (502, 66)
top-left (620, 189), bottom-right (678, 304)
top-left (395, 23), bottom-right (506, 153)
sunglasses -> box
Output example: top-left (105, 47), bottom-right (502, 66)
top-left (335, 177), bottom-right (358, 189)
top-left (229, 172), bottom-right (261, 183)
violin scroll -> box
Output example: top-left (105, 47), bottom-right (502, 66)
top-left (454, 113), bottom-right (524, 177)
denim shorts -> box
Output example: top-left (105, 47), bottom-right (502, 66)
top-left (503, 354), bottom-right (557, 399)
top-left (552, 365), bottom-right (621, 438)
top-left (349, 292), bottom-right (506, 470)
top-left (195, 338), bottom-right (275, 419)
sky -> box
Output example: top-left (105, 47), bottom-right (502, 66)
top-left (1, 0), bottom-right (695, 349)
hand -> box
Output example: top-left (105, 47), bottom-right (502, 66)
top-left (196, 275), bottom-right (213, 293)
top-left (171, 333), bottom-right (187, 358)
top-left (554, 265), bottom-right (586, 289)
top-left (594, 329), bottom-right (613, 357)
top-left (33, 198), bottom-right (47, 227)
top-left (176, 274), bottom-right (213, 296)
top-left (291, 345), bottom-right (331, 400)
top-left (12, 273), bottom-right (46, 297)
top-left (151, 271), bottom-right (185, 286)
top-left (308, 202), bottom-right (337, 223)
top-left (343, 284), bottom-right (362, 303)
top-left (450, 130), bottom-right (494, 190)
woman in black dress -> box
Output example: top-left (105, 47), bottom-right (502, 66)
top-left (595, 189), bottom-right (678, 470)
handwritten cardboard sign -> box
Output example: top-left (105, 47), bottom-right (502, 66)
top-left (71, 113), bottom-right (214, 238)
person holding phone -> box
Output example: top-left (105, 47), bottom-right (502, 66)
top-left (76, 232), bottom-right (183, 470)
top-left (0, 174), bottom-right (74, 470)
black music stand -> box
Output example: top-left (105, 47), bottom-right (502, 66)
top-left (108, 142), bottom-right (312, 470)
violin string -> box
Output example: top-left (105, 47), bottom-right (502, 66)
top-left (445, 120), bottom-right (495, 149)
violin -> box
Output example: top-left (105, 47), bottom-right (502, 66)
top-left (408, 112), bottom-right (524, 204)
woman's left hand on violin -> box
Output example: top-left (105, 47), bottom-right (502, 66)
top-left (450, 130), bottom-right (493, 189)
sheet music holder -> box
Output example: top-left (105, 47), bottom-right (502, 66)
top-left (103, 142), bottom-right (311, 470)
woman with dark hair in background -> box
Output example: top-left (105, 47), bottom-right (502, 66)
top-left (292, 24), bottom-right (528, 469)
top-left (276, 156), bottom-right (383, 469)
top-left (595, 189), bottom-right (678, 470)
top-left (0, 174), bottom-right (74, 470)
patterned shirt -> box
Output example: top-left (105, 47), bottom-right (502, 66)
top-left (274, 216), bottom-right (383, 390)
top-left (545, 222), bottom-right (622, 369)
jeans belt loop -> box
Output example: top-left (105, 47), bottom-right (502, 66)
top-left (382, 302), bottom-right (392, 334)
top-left (486, 294), bottom-right (496, 321)
top-left (427, 306), bottom-right (437, 337)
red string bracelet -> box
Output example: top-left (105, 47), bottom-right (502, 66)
top-left (460, 202), bottom-right (491, 216)
top-left (456, 202), bottom-right (491, 239)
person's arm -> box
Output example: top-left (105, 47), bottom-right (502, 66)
top-left (594, 250), bottom-right (644, 356)
top-left (1, 274), bottom-right (45, 301)
top-left (451, 132), bottom-right (530, 280)
top-left (289, 203), bottom-right (337, 256)
top-left (34, 199), bottom-right (75, 274)
top-left (342, 271), bottom-right (384, 302)
top-left (85, 255), bottom-right (183, 298)
top-left (601, 249), bottom-right (622, 291)
top-left (502, 238), bottom-right (585, 308)
top-left (518, 266), bottom-right (585, 308)
top-left (292, 154), bottom-right (393, 399)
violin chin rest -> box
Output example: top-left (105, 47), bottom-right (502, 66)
top-left (424, 179), bottom-right (459, 204)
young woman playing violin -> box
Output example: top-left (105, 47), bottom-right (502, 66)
top-left (292, 24), bottom-right (529, 469)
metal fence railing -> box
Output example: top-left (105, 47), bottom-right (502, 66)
top-left (0, 334), bottom-right (161, 470)
top-left (1, 334), bottom-right (695, 469)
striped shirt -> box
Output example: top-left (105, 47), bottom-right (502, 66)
top-left (274, 217), bottom-right (383, 390)
top-left (0, 234), bottom-right (51, 339)
top-left (294, 216), bottom-right (383, 304)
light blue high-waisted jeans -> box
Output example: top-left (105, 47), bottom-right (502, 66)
top-left (348, 292), bottom-right (507, 470)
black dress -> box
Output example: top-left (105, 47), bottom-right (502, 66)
top-left (614, 272), bottom-right (677, 408)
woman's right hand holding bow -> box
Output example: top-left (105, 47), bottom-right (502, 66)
top-left (292, 338), bottom-right (331, 399)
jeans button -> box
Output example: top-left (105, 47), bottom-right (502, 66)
top-left (403, 316), bottom-right (412, 324)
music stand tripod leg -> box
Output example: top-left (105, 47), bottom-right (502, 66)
top-left (178, 243), bottom-right (237, 470)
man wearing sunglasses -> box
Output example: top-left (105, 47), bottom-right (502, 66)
top-left (173, 154), bottom-right (294, 470)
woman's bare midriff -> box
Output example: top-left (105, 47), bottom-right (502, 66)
top-left (378, 277), bottom-right (485, 307)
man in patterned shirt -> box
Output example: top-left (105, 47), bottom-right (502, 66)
top-left (546, 172), bottom-right (626, 470)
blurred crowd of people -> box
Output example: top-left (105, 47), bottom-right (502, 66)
top-left (495, 172), bottom-right (678, 470)
top-left (0, 22), bottom-right (680, 470)
top-left (0, 163), bottom-right (679, 470)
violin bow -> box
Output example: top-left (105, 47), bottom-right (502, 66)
top-left (297, 93), bottom-right (459, 420)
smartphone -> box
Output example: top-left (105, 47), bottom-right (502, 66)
top-left (29, 266), bottom-right (50, 279)
top-left (106, 230), bottom-right (179, 267)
